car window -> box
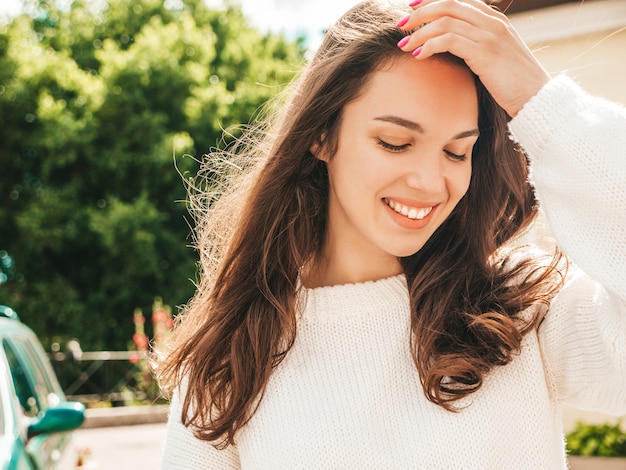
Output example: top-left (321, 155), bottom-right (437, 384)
top-left (2, 339), bottom-right (40, 417)
top-left (2, 337), bottom-right (62, 420)
top-left (18, 339), bottom-right (62, 407)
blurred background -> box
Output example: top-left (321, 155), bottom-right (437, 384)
top-left (0, 0), bottom-right (624, 468)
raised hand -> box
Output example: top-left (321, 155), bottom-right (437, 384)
top-left (396, 0), bottom-right (551, 117)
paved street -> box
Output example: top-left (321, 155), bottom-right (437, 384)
top-left (70, 423), bottom-right (167, 469)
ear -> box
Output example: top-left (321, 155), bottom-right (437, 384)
top-left (310, 135), bottom-right (328, 162)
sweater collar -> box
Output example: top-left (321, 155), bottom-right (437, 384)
top-left (297, 274), bottom-right (409, 321)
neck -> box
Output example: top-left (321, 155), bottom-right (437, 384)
top-left (302, 246), bottom-right (403, 289)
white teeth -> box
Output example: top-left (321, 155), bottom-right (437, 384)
top-left (386, 199), bottom-right (433, 220)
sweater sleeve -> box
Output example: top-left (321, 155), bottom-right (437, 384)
top-left (161, 385), bottom-right (241, 469)
top-left (508, 75), bottom-right (626, 415)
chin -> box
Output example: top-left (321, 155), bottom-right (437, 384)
top-left (390, 242), bottom-right (428, 259)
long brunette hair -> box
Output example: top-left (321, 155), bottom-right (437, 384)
top-left (157, 0), bottom-right (564, 447)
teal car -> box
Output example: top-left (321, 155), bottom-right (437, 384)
top-left (0, 306), bottom-right (85, 469)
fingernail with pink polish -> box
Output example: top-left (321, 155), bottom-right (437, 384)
top-left (397, 15), bottom-right (410, 28)
top-left (397, 36), bottom-right (410, 48)
top-left (412, 46), bottom-right (423, 57)
top-left (409, 0), bottom-right (423, 6)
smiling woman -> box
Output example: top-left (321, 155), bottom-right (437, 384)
top-left (156, 0), bottom-right (626, 468)
top-left (310, 57), bottom-right (478, 284)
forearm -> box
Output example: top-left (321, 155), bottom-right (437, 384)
top-left (512, 75), bottom-right (626, 413)
top-left (509, 74), bottom-right (626, 299)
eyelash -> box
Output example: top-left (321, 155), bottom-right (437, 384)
top-left (377, 138), bottom-right (409, 153)
top-left (377, 138), bottom-right (467, 161)
top-left (444, 150), bottom-right (467, 162)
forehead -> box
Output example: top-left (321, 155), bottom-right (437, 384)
top-left (345, 57), bottom-right (479, 132)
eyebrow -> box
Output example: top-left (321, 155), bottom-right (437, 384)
top-left (374, 115), bottom-right (480, 140)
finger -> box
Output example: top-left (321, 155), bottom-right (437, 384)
top-left (397, 15), bottom-right (494, 56)
top-left (409, 0), bottom-right (507, 16)
top-left (412, 31), bottom-right (480, 63)
top-left (401, 0), bottom-right (508, 31)
top-left (410, 0), bottom-right (506, 7)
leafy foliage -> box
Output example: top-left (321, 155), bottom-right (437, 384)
top-left (566, 421), bottom-right (626, 457)
top-left (0, 0), bottom-right (304, 350)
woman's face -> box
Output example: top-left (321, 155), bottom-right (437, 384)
top-left (314, 57), bottom-right (479, 286)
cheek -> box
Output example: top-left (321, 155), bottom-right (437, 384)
top-left (332, 146), bottom-right (387, 190)
top-left (451, 164), bottom-right (473, 201)
top-left (462, 167), bottom-right (473, 194)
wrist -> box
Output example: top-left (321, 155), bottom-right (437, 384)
top-left (508, 71), bottom-right (551, 117)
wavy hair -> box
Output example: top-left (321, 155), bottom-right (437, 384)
top-left (157, 0), bottom-right (565, 447)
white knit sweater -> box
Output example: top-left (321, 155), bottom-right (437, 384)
top-left (161, 75), bottom-right (626, 469)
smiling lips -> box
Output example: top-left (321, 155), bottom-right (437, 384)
top-left (384, 198), bottom-right (434, 220)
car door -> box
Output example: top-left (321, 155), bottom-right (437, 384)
top-left (2, 337), bottom-right (70, 470)
top-left (0, 346), bottom-right (34, 470)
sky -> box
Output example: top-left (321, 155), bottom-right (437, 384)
top-left (0, 0), bottom-right (363, 49)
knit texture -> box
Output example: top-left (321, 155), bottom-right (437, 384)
top-left (161, 75), bottom-right (626, 469)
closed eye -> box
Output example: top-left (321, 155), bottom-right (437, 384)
top-left (377, 138), bottom-right (410, 153)
top-left (444, 150), bottom-right (467, 162)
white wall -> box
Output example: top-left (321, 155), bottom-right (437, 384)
top-left (511, 0), bottom-right (626, 104)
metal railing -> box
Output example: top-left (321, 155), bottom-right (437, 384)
top-left (49, 350), bottom-right (160, 406)
top-left (48, 299), bottom-right (172, 407)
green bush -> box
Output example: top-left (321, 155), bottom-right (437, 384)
top-left (566, 421), bottom-right (626, 457)
top-left (0, 0), bottom-right (304, 351)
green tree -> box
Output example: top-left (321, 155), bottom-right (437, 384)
top-left (0, 0), bottom-right (305, 350)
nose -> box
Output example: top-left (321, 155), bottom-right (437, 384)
top-left (404, 151), bottom-right (446, 194)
